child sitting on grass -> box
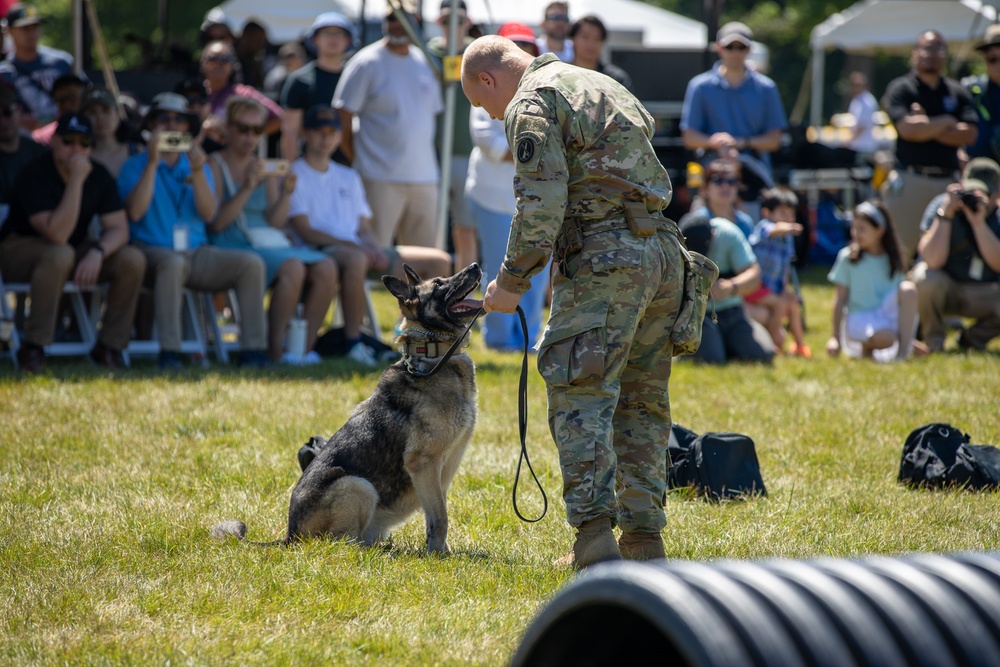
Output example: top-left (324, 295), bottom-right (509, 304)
top-left (826, 199), bottom-right (927, 361)
top-left (746, 187), bottom-right (810, 357)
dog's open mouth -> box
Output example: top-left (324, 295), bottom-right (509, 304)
top-left (450, 298), bottom-right (484, 316)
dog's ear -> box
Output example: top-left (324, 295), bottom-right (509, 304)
top-left (383, 274), bottom-right (414, 301)
top-left (402, 264), bottom-right (422, 286)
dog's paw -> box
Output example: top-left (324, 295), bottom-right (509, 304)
top-left (210, 519), bottom-right (247, 540)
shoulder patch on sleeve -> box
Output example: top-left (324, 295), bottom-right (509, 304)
top-left (512, 114), bottom-right (550, 173)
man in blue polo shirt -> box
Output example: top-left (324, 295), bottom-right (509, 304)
top-left (118, 92), bottom-right (269, 369)
top-left (681, 21), bottom-right (786, 215)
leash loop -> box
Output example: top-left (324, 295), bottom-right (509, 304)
top-left (512, 305), bottom-right (548, 523)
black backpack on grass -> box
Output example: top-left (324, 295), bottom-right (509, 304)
top-left (668, 424), bottom-right (767, 501)
top-left (898, 422), bottom-right (1000, 491)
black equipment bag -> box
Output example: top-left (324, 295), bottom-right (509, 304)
top-left (898, 422), bottom-right (1000, 491)
top-left (668, 424), bottom-right (767, 501)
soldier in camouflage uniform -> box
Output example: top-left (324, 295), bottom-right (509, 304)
top-left (462, 36), bottom-right (687, 568)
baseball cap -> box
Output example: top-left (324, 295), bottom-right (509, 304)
top-left (498, 22), bottom-right (536, 44)
top-left (303, 104), bottom-right (340, 130)
top-left (143, 92), bottom-right (200, 131)
top-left (961, 178), bottom-right (990, 197)
top-left (439, 0), bottom-right (467, 14)
top-left (977, 24), bottom-right (1000, 52)
top-left (717, 21), bottom-right (753, 47)
top-left (5, 3), bottom-right (42, 28)
top-left (963, 157), bottom-right (1000, 194)
top-left (55, 113), bottom-right (93, 139)
top-left (80, 88), bottom-right (117, 113)
top-left (308, 12), bottom-right (353, 40)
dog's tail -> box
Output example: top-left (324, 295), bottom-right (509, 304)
top-left (210, 519), bottom-right (288, 547)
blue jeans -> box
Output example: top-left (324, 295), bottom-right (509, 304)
top-left (467, 198), bottom-right (547, 350)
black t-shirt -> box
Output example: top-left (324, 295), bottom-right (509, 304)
top-left (882, 70), bottom-right (978, 171)
top-left (280, 61), bottom-right (342, 110)
top-left (0, 137), bottom-right (49, 205)
top-left (0, 152), bottom-right (123, 247)
top-left (945, 208), bottom-right (1000, 283)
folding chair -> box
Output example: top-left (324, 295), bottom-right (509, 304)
top-left (123, 288), bottom-right (214, 366)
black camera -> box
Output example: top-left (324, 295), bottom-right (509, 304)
top-left (958, 190), bottom-right (982, 210)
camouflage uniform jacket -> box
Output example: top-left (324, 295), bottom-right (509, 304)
top-left (497, 53), bottom-right (672, 293)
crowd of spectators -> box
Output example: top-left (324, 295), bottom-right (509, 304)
top-left (1, 0), bottom-right (999, 374)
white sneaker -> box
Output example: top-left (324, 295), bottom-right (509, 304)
top-left (302, 351), bottom-right (322, 365)
top-left (345, 341), bottom-right (377, 366)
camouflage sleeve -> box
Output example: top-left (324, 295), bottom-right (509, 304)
top-left (497, 97), bottom-right (569, 294)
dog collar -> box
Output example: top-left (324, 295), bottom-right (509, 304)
top-left (399, 334), bottom-right (471, 376)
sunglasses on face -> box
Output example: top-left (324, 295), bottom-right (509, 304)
top-left (709, 175), bottom-right (739, 187)
top-left (59, 134), bottom-right (92, 148)
top-left (232, 121), bottom-right (265, 135)
top-left (545, 14), bottom-right (569, 22)
top-left (0, 104), bottom-right (19, 118)
top-left (156, 112), bottom-right (188, 125)
top-left (204, 54), bottom-right (235, 64)
top-left (723, 42), bottom-right (749, 51)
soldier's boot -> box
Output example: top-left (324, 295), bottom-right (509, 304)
top-left (618, 530), bottom-right (666, 561)
top-left (553, 517), bottom-right (622, 569)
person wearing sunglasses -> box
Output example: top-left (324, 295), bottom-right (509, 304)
top-left (0, 112), bottom-right (146, 372)
top-left (536, 1), bottom-right (573, 62)
top-left (681, 21), bottom-right (786, 217)
top-left (118, 92), bottom-right (271, 370)
top-left (200, 40), bottom-right (282, 149)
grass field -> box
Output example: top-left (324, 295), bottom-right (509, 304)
top-left (2, 268), bottom-right (999, 665)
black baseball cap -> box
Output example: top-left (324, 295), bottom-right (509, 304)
top-left (303, 105), bottom-right (340, 130)
top-left (55, 113), bottom-right (93, 139)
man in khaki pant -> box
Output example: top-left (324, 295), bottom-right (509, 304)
top-left (0, 112), bottom-right (144, 372)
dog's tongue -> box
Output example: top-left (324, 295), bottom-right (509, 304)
top-left (452, 298), bottom-right (484, 313)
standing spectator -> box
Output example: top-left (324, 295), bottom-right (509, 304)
top-left (82, 88), bottom-right (142, 178)
top-left (536, 2), bottom-right (573, 61)
top-left (681, 21), bottom-right (786, 218)
top-left (912, 158), bottom-right (1000, 353)
top-left (117, 93), bottom-right (270, 369)
top-left (846, 71), bottom-right (879, 156)
top-left (0, 83), bottom-right (46, 209)
top-left (0, 3), bottom-right (77, 130)
top-left (288, 105), bottom-right (451, 365)
top-left (208, 97), bottom-right (337, 363)
top-left (263, 41), bottom-right (306, 103)
top-left (569, 15), bottom-right (632, 91)
top-left (428, 0), bottom-right (475, 268)
top-left (880, 30), bottom-right (978, 266)
top-left (198, 7), bottom-right (237, 49)
top-left (280, 12), bottom-right (354, 161)
top-left (30, 73), bottom-right (86, 145)
top-left (0, 113), bottom-right (146, 372)
top-left (965, 25), bottom-right (1000, 162)
top-left (235, 19), bottom-right (273, 91)
top-left (333, 3), bottom-right (443, 249)
top-left (201, 40), bottom-right (282, 146)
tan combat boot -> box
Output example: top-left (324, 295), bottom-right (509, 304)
top-left (618, 530), bottom-right (666, 561)
top-left (553, 517), bottom-right (622, 569)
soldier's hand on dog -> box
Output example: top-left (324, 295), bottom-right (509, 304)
top-left (483, 279), bottom-right (521, 314)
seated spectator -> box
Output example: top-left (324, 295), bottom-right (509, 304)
top-left (207, 96), bottom-right (337, 364)
top-left (173, 78), bottom-right (215, 150)
top-left (693, 159), bottom-right (754, 238)
top-left (0, 3), bottom-right (78, 130)
top-left (263, 41), bottom-right (306, 102)
top-left (680, 211), bottom-right (775, 364)
top-left (0, 113), bottom-right (145, 372)
top-left (288, 105), bottom-right (451, 365)
top-left (117, 92), bottom-right (270, 369)
top-left (569, 15), bottom-right (632, 91)
top-left (81, 88), bottom-right (143, 178)
top-left (827, 200), bottom-right (923, 361)
top-left (746, 187), bottom-right (810, 357)
top-left (30, 73), bottom-right (87, 145)
top-left (0, 83), bottom-right (47, 210)
top-left (912, 157), bottom-right (1000, 352)
top-left (200, 40), bottom-right (282, 148)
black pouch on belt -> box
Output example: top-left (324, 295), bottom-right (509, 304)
top-left (623, 200), bottom-right (656, 237)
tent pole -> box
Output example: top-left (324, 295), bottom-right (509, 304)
top-left (435, 4), bottom-right (460, 252)
top-left (810, 48), bottom-right (824, 128)
top-left (72, 0), bottom-right (83, 76)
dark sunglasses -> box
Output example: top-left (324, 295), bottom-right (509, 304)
top-left (709, 175), bottom-right (739, 187)
top-left (0, 104), bottom-right (19, 118)
top-left (156, 112), bottom-right (188, 125)
top-left (723, 42), bottom-right (749, 51)
top-left (232, 121), bottom-right (265, 135)
top-left (59, 134), bottom-right (92, 148)
top-left (185, 96), bottom-right (208, 105)
top-left (545, 14), bottom-right (569, 22)
top-left (204, 54), bottom-right (235, 64)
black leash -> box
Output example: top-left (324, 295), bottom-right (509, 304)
top-left (512, 305), bottom-right (548, 523)
top-left (404, 309), bottom-right (484, 378)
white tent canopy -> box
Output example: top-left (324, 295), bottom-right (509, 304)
top-left (218, 0), bottom-right (707, 49)
top-left (809, 0), bottom-right (997, 125)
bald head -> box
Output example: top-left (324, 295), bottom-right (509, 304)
top-left (462, 35), bottom-right (537, 120)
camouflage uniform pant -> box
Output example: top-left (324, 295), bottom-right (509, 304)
top-left (537, 218), bottom-right (685, 532)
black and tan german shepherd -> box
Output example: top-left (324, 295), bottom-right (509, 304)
top-left (212, 263), bottom-right (483, 554)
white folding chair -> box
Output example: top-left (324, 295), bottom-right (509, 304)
top-left (124, 287), bottom-right (214, 366)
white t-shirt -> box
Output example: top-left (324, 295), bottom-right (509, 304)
top-left (536, 37), bottom-right (573, 62)
top-left (333, 41), bottom-right (443, 183)
top-left (848, 90), bottom-right (879, 153)
top-left (465, 106), bottom-right (516, 215)
top-left (288, 158), bottom-right (372, 245)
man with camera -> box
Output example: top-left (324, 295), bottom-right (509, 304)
top-left (913, 156), bottom-right (1000, 352)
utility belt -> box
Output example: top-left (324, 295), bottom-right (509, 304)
top-left (554, 203), bottom-right (676, 265)
top-left (902, 165), bottom-right (958, 179)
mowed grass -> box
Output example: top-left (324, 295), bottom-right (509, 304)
top-left (2, 267), bottom-right (999, 665)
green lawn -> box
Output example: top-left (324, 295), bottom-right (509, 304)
top-left (2, 270), bottom-right (999, 665)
